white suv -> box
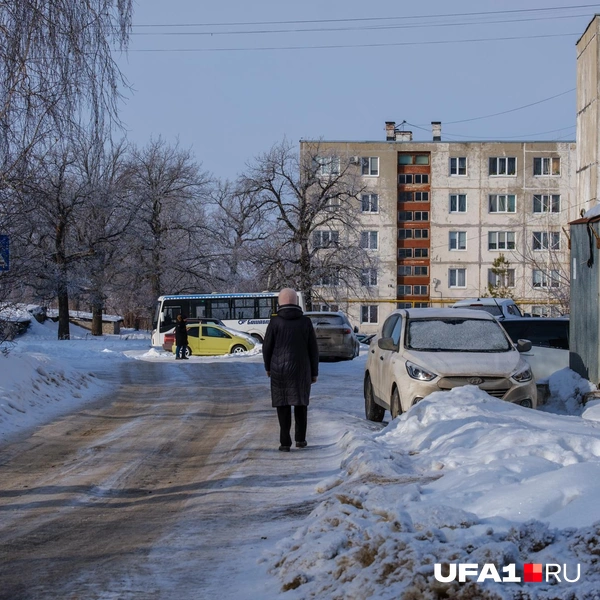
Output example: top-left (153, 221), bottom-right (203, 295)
top-left (364, 308), bottom-right (537, 421)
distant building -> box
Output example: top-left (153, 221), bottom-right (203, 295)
top-left (301, 123), bottom-right (577, 331)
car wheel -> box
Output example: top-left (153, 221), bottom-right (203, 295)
top-left (230, 344), bottom-right (247, 354)
top-left (390, 386), bottom-right (402, 419)
top-left (364, 374), bottom-right (385, 422)
top-left (185, 346), bottom-right (192, 358)
top-left (251, 334), bottom-right (263, 344)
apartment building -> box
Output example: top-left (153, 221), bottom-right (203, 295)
top-left (301, 123), bottom-right (577, 332)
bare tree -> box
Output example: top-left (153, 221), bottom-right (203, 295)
top-left (239, 139), bottom-right (373, 309)
top-left (124, 138), bottom-right (214, 306)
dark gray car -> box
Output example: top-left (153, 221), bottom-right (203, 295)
top-left (305, 311), bottom-right (360, 360)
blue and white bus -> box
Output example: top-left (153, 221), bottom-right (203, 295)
top-left (151, 291), bottom-right (306, 347)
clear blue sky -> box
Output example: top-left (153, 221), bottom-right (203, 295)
top-left (116, 0), bottom-right (594, 180)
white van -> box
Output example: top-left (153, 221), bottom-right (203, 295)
top-left (451, 298), bottom-right (524, 320)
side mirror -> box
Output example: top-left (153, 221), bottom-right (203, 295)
top-left (378, 337), bottom-right (397, 352)
top-left (516, 338), bottom-right (532, 353)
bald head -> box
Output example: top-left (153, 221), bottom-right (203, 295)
top-left (278, 287), bottom-right (298, 306)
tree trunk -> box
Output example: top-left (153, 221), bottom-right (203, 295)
top-left (57, 282), bottom-right (70, 340)
top-left (91, 302), bottom-right (103, 336)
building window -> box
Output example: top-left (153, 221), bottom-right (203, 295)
top-left (398, 211), bottom-right (413, 222)
top-left (315, 156), bottom-right (340, 176)
top-left (361, 268), bottom-right (378, 286)
top-left (414, 229), bottom-right (429, 239)
top-left (316, 271), bottom-right (340, 286)
top-left (533, 194), bottom-right (560, 213)
top-left (531, 305), bottom-right (561, 317)
top-left (533, 157), bottom-right (560, 176)
top-left (449, 268), bottom-right (467, 288)
top-left (414, 302), bottom-right (430, 308)
top-left (533, 231), bottom-right (560, 251)
top-left (361, 305), bottom-right (378, 323)
top-left (489, 194), bottom-right (516, 213)
top-left (415, 191), bottom-right (429, 201)
top-left (315, 303), bottom-right (338, 312)
top-left (450, 194), bottom-right (467, 213)
top-left (398, 229), bottom-right (413, 240)
top-left (414, 266), bottom-right (429, 276)
top-left (414, 211), bottom-right (429, 221)
top-left (489, 156), bottom-right (516, 176)
top-left (414, 285), bottom-right (428, 295)
top-left (398, 174), bottom-right (429, 184)
top-left (488, 268), bottom-right (515, 288)
top-left (360, 230), bottom-right (379, 249)
top-left (313, 230), bottom-right (339, 248)
top-left (398, 248), bottom-right (413, 258)
top-left (398, 154), bottom-right (430, 165)
top-left (414, 248), bottom-right (429, 258)
top-left (488, 231), bottom-right (516, 250)
top-left (533, 269), bottom-right (560, 288)
top-left (361, 193), bottom-right (379, 213)
top-left (449, 231), bottom-right (467, 250)
top-left (398, 266), bottom-right (412, 276)
top-left (450, 157), bottom-right (467, 176)
top-left (399, 191), bottom-right (413, 202)
top-left (397, 302), bottom-right (412, 309)
top-left (398, 285), bottom-right (412, 295)
top-left (361, 157), bottom-right (379, 176)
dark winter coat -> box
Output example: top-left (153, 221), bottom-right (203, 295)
top-left (263, 304), bottom-right (319, 407)
top-left (175, 319), bottom-right (188, 346)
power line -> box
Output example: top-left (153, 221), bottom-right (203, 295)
top-left (131, 4), bottom-right (600, 28)
top-left (130, 32), bottom-right (579, 53)
top-left (129, 13), bottom-right (593, 37)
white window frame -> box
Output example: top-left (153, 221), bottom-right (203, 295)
top-left (533, 269), bottom-right (560, 288)
top-left (315, 156), bottom-right (340, 176)
top-left (489, 194), bottom-right (516, 213)
top-left (488, 268), bottom-right (515, 288)
top-left (533, 231), bottom-right (560, 251)
top-left (488, 231), bottom-right (516, 251)
top-left (398, 266), bottom-right (412, 276)
top-left (450, 157), bottom-right (467, 176)
top-left (449, 231), bottom-right (467, 251)
top-left (449, 268), bottom-right (467, 288)
top-left (361, 157), bottom-right (379, 176)
top-left (313, 230), bottom-right (339, 248)
top-left (533, 194), bottom-right (560, 214)
top-left (361, 193), bottom-right (379, 213)
top-left (360, 268), bottom-right (378, 287)
top-left (360, 230), bottom-right (379, 250)
top-left (413, 285), bottom-right (429, 296)
top-left (317, 271), bottom-right (340, 286)
top-left (533, 157), bottom-right (560, 176)
top-left (450, 194), bottom-right (467, 213)
top-left (361, 304), bottom-right (378, 323)
top-left (489, 156), bottom-right (517, 176)
top-left (397, 285), bottom-right (412, 295)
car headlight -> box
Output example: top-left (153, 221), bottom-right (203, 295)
top-left (512, 364), bottom-right (533, 382)
top-left (406, 361), bottom-right (437, 381)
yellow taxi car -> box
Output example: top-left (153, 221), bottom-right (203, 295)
top-left (173, 324), bottom-right (255, 357)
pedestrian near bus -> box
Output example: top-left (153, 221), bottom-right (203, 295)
top-left (174, 314), bottom-right (188, 360)
top-left (263, 288), bottom-right (319, 452)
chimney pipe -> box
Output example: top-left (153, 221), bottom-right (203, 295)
top-left (385, 121), bottom-right (396, 141)
top-left (432, 121), bottom-right (442, 142)
top-left (396, 130), bottom-right (413, 142)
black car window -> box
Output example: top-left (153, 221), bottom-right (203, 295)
top-left (187, 326), bottom-right (200, 338)
top-left (381, 314), bottom-right (400, 338)
top-left (202, 326), bottom-right (231, 339)
top-left (390, 316), bottom-right (403, 346)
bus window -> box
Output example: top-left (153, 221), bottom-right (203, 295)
top-left (232, 298), bottom-right (255, 319)
top-left (190, 299), bottom-right (208, 319)
top-left (258, 298), bottom-right (276, 318)
top-left (210, 300), bottom-right (231, 320)
top-left (161, 305), bottom-right (182, 332)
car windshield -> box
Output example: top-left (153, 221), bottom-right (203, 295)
top-left (307, 315), bottom-right (344, 326)
top-left (461, 305), bottom-right (503, 317)
top-left (406, 318), bottom-right (512, 352)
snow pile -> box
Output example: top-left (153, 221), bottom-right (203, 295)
top-left (266, 382), bottom-right (600, 599)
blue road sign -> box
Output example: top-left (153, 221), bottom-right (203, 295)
top-left (0, 235), bottom-right (9, 271)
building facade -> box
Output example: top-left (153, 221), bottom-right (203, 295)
top-left (301, 123), bottom-right (577, 332)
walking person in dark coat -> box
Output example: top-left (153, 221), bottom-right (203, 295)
top-left (263, 288), bottom-right (319, 452)
top-left (174, 314), bottom-right (189, 360)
